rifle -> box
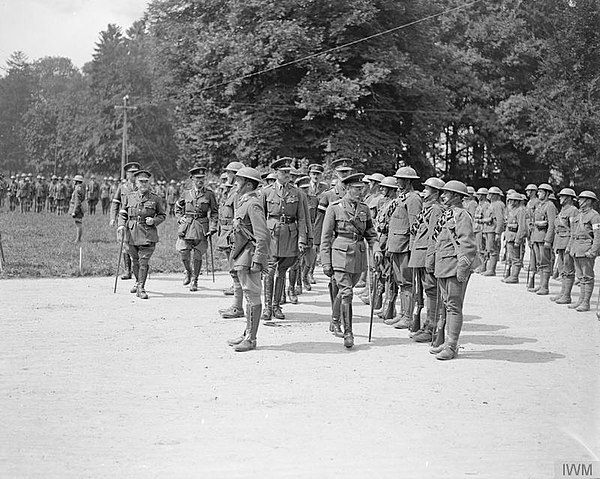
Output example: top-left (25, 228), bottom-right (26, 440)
top-left (113, 229), bottom-right (125, 293)
top-left (0, 232), bottom-right (5, 273)
top-left (367, 246), bottom-right (374, 341)
top-left (208, 234), bottom-right (215, 283)
top-left (431, 278), bottom-right (444, 347)
top-left (596, 285), bottom-right (600, 321)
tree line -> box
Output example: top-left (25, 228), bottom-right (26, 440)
top-left (0, 0), bottom-right (598, 190)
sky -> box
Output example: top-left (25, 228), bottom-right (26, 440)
top-left (0, 0), bottom-right (150, 69)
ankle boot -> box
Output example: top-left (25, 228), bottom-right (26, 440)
top-left (576, 283), bottom-right (592, 312)
top-left (329, 317), bottom-right (344, 337)
top-left (568, 283), bottom-right (585, 309)
top-left (504, 265), bottom-right (521, 284)
top-left (536, 271), bottom-right (550, 295)
top-left (130, 283), bottom-right (138, 294)
top-left (435, 341), bottom-right (458, 360)
top-left (342, 303), bottom-right (354, 348)
top-left (182, 258), bottom-right (192, 285)
top-left (555, 277), bottom-right (574, 304)
top-left (393, 291), bottom-right (413, 329)
top-left (235, 304), bottom-right (262, 352)
top-left (228, 307), bottom-right (252, 346)
top-left (121, 254), bottom-right (132, 280)
top-left (551, 277), bottom-right (566, 302)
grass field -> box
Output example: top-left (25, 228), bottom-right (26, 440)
top-left (0, 210), bottom-right (227, 278)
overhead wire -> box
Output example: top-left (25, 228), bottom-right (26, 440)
top-left (199, 0), bottom-right (484, 92)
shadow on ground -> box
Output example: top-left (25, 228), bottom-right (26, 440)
top-left (459, 348), bottom-right (565, 363)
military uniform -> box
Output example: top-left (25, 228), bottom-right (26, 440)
top-left (386, 188), bottom-right (422, 327)
top-left (226, 170), bottom-right (271, 351)
top-left (100, 180), bottom-right (111, 214)
top-left (302, 177), bottom-right (327, 288)
top-left (525, 193), bottom-right (541, 287)
top-left (567, 201), bottom-right (600, 312)
top-left (321, 185), bottom-right (377, 348)
top-left (118, 177), bottom-right (166, 299)
top-left (166, 182), bottom-right (178, 216)
top-left (482, 194), bottom-right (505, 276)
top-left (86, 179), bottom-right (99, 214)
top-left (408, 192), bottom-right (445, 340)
top-left (551, 198), bottom-right (578, 303)
top-left (530, 194), bottom-right (557, 294)
top-left (261, 161), bottom-right (308, 322)
top-left (473, 195), bottom-right (489, 272)
top-left (68, 182), bottom-right (85, 221)
top-left (503, 196), bottom-right (528, 283)
top-left (426, 181), bottom-right (477, 360)
top-left (175, 176), bottom-right (218, 291)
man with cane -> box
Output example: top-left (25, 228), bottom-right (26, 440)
top-left (321, 173), bottom-right (377, 348)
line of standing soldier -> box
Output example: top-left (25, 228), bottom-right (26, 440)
top-left (472, 184), bottom-right (600, 313)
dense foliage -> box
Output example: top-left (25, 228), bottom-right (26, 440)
top-left (0, 0), bottom-right (598, 190)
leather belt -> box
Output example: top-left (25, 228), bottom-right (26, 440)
top-left (336, 232), bottom-right (364, 241)
top-left (269, 215), bottom-right (297, 224)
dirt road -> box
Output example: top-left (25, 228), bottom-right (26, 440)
top-left (1, 271), bottom-right (598, 478)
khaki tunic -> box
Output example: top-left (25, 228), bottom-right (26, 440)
top-left (119, 191), bottom-right (166, 246)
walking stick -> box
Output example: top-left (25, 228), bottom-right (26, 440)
top-left (113, 230), bottom-right (125, 293)
top-left (209, 234), bottom-right (215, 283)
top-left (596, 284), bottom-right (600, 321)
top-left (368, 248), bottom-right (377, 342)
top-left (0, 232), bottom-right (5, 273)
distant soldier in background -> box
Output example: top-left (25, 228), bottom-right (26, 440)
top-left (525, 184), bottom-right (541, 290)
top-left (17, 173), bottom-right (29, 213)
top-left (68, 175), bottom-right (85, 243)
top-left (86, 174), bottom-right (100, 214)
top-left (111, 162), bottom-right (140, 280)
top-left (0, 174), bottom-right (5, 209)
top-left (56, 176), bottom-right (68, 215)
top-left (473, 187), bottom-right (489, 273)
top-left (481, 186), bottom-right (505, 276)
top-left (166, 180), bottom-right (178, 216)
top-left (463, 186), bottom-right (477, 219)
top-left (100, 177), bottom-right (111, 215)
top-left (566, 191), bottom-right (600, 312)
top-left (8, 176), bottom-right (18, 211)
top-left (530, 183), bottom-right (557, 295)
top-left (175, 166), bottom-right (218, 292)
top-left (550, 188), bottom-right (578, 303)
top-left (34, 175), bottom-right (46, 213)
top-left (47, 175), bottom-right (57, 212)
top-left (502, 192), bottom-right (528, 284)
top-left (117, 169), bottom-right (166, 300)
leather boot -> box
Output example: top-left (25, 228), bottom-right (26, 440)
top-left (280, 276), bottom-right (287, 304)
top-left (435, 340), bottom-right (458, 360)
top-left (372, 280), bottom-right (384, 310)
top-left (550, 277), bottom-right (566, 301)
top-left (536, 270), bottom-right (550, 295)
top-left (412, 296), bottom-right (436, 343)
top-left (182, 258), bottom-right (192, 286)
top-left (504, 265), bottom-right (520, 284)
top-left (342, 303), bottom-right (354, 348)
top-left (393, 291), bottom-right (413, 329)
top-left (555, 277), bottom-right (574, 304)
top-left (527, 272), bottom-right (537, 292)
top-left (382, 283), bottom-right (398, 323)
top-left (121, 254), bottom-right (132, 280)
top-left (500, 264), bottom-right (511, 282)
top-left (482, 256), bottom-right (497, 276)
top-left (576, 283), bottom-right (592, 312)
top-left (272, 276), bottom-right (286, 320)
top-left (235, 304), bottom-right (262, 352)
top-left (288, 268), bottom-right (298, 304)
top-left (137, 265), bottom-right (149, 299)
top-left (130, 283), bottom-right (138, 294)
top-left (261, 273), bottom-right (274, 321)
top-left (329, 317), bottom-right (344, 337)
top-left (568, 283), bottom-right (585, 309)
top-left (190, 259), bottom-right (201, 291)
top-left (228, 306), bottom-right (251, 346)
top-left (435, 309), bottom-right (461, 360)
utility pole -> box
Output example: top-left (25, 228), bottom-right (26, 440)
top-left (114, 95), bottom-right (136, 179)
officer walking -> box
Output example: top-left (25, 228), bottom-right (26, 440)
top-left (261, 157), bottom-right (308, 323)
top-left (111, 162), bottom-right (140, 280)
top-left (117, 169), bottom-right (166, 300)
top-left (175, 166), bottom-right (219, 292)
top-left (226, 167), bottom-right (271, 352)
top-left (68, 175), bottom-right (86, 243)
top-left (321, 173), bottom-right (377, 348)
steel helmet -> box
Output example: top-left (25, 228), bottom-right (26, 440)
top-left (538, 183), bottom-right (554, 193)
top-left (442, 180), bottom-right (469, 196)
top-left (370, 173), bottom-right (384, 183)
top-left (393, 166), bottom-right (419, 179)
top-left (525, 184), bottom-right (538, 191)
top-left (476, 187), bottom-right (489, 196)
top-left (558, 188), bottom-right (576, 197)
top-left (362, 174), bottom-right (371, 183)
top-left (578, 190), bottom-right (598, 201)
top-left (73, 175), bottom-right (84, 182)
top-left (467, 186), bottom-right (476, 195)
top-left (236, 166), bottom-right (262, 183)
top-left (380, 176), bottom-right (398, 189)
top-left (422, 177), bottom-right (445, 190)
top-left (224, 161), bottom-right (245, 173)
top-left (507, 192), bottom-right (521, 201)
top-left (506, 188), bottom-right (516, 195)
top-left (488, 186), bottom-right (503, 196)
